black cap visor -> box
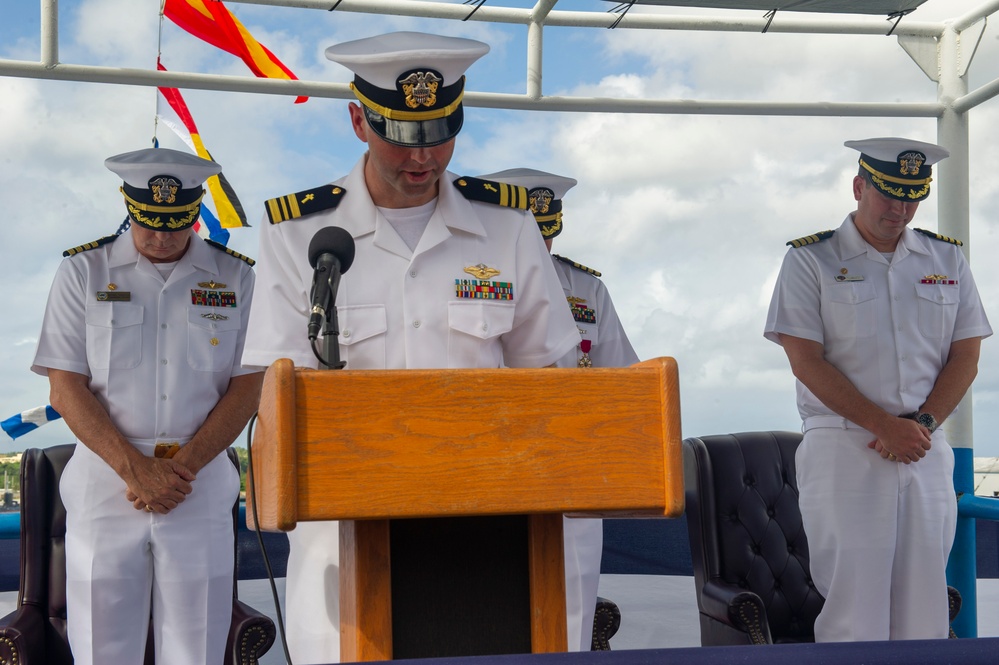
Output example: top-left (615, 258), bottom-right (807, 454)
top-left (364, 106), bottom-right (463, 148)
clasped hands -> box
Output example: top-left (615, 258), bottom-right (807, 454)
top-left (124, 456), bottom-right (195, 515)
top-left (868, 416), bottom-right (933, 464)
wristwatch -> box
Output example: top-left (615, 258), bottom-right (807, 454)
top-left (901, 411), bottom-right (939, 433)
top-left (916, 412), bottom-right (939, 433)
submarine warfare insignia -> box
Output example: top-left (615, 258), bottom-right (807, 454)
top-left (202, 312), bottom-right (230, 321)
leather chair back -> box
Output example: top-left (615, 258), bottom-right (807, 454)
top-left (17, 443), bottom-right (74, 662)
top-left (1, 444), bottom-right (275, 665)
top-left (683, 431), bottom-right (825, 645)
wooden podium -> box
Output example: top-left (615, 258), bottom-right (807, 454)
top-left (247, 357), bottom-right (683, 662)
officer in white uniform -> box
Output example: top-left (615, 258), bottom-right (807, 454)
top-left (241, 33), bottom-right (579, 664)
top-left (478, 168), bottom-right (640, 651)
top-left (764, 138), bottom-right (991, 642)
top-left (31, 148), bottom-right (262, 664)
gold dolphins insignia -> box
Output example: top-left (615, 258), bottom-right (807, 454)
top-left (464, 263), bottom-right (501, 280)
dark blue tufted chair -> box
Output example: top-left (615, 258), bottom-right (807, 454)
top-left (682, 431), bottom-right (827, 645)
top-left (683, 431), bottom-right (960, 646)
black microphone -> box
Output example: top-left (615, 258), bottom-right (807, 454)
top-left (307, 227), bottom-right (355, 341)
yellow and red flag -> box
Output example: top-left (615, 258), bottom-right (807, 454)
top-left (157, 62), bottom-right (247, 233)
top-left (163, 0), bottom-right (307, 103)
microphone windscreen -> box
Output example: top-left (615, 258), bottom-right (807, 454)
top-left (308, 226), bottom-right (355, 273)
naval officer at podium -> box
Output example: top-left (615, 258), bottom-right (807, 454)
top-left (241, 31), bottom-right (580, 664)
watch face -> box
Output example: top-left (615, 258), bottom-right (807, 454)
top-left (917, 412), bottom-right (937, 431)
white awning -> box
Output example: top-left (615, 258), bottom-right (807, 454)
top-left (607, 1), bottom-right (930, 16)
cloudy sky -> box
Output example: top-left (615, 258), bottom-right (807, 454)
top-left (3, 0), bottom-right (999, 459)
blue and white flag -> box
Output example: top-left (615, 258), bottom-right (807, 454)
top-left (1, 405), bottom-right (62, 440)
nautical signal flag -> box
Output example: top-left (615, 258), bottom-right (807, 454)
top-left (156, 62), bottom-right (246, 243)
top-left (163, 0), bottom-right (307, 103)
top-left (2, 406), bottom-right (61, 441)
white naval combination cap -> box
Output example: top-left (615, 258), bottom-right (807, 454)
top-left (105, 148), bottom-right (220, 232)
top-left (845, 137), bottom-right (950, 202)
top-left (326, 31), bottom-right (490, 148)
top-left (476, 168), bottom-right (578, 239)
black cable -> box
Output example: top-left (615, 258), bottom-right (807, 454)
top-left (311, 335), bottom-right (331, 369)
top-left (608, 1), bottom-right (635, 30)
top-left (886, 11), bottom-right (910, 37)
top-left (762, 9), bottom-right (777, 34)
top-left (246, 412), bottom-right (294, 664)
top-left (462, 0), bottom-right (486, 22)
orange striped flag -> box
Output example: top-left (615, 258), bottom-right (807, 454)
top-left (157, 62), bottom-right (247, 230)
top-left (163, 0), bottom-right (307, 103)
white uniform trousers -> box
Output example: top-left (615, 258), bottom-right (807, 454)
top-left (60, 442), bottom-right (239, 665)
top-left (284, 522), bottom-right (342, 665)
top-left (284, 517), bottom-right (603, 663)
top-left (797, 427), bottom-right (956, 642)
top-left (563, 516), bottom-right (603, 652)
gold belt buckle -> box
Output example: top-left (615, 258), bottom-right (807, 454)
top-left (154, 443), bottom-right (180, 459)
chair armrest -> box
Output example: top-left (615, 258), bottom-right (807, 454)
top-left (947, 585), bottom-right (961, 639)
top-left (699, 580), bottom-right (773, 645)
top-left (226, 599), bottom-right (277, 665)
top-left (0, 606), bottom-right (52, 664)
top-left (591, 596), bottom-right (621, 651)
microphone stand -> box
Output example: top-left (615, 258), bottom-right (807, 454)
top-left (321, 305), bottom-right (346, 371)
top-left (314, 263), bottom-right (346, 371)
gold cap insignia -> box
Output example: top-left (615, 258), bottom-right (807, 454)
top-left (464, 263), bottom-right (501, 280)
top-left (149, 176), bottom-right (180, 204)
top-left (399, 70), bottom-right (443, 109)
top-left (529, 188), bottom-right (554, 215)
top-left (898, 151), bottom-right (925, 176)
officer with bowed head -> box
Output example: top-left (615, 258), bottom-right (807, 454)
top-left (242, 32), bottom-right (579, 664)
top-left (764, 137), bottom-right (991, 641)
top-left (477, 167), bottom-right (640, 370)
top-left (32, 147), bottom-right (261, 663)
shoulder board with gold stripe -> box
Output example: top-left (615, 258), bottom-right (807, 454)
top-left (205, 239), bottom-right (256, 266)
top-left (914, 228), bottom-right (963, 246)
top-left (553, 254), bottom-right (602, 278)
top-left (453, 176), bottom-right (528, 210)
top-left (62, 234), bottom-right (118, 258)
top-left (786, 230), bottom-right (835, 248)
top-left (265, 184), bottom-right (346, 224)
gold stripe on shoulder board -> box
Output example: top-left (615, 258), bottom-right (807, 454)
top-left (914, 228), bottom-right (963, 246)
top-left (205, 239), bottom-right (256, 266)
top-left (786, 230), bottom-right (835, 248)
top-left (454, 177), bottom-right (529, 210)
top-left (63, 234), bottom-right (119, 257)
top-left (265, 185), bottom-right (346, 224)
